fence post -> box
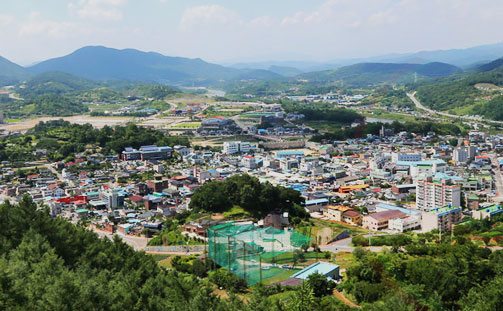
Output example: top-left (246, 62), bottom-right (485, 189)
top-left (243, 241), bottom-right (246, 282)
top-left (227, 235), bottom-right (231, 270)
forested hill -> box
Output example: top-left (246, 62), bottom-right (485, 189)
top-left (297, 62), bottom-right (462, 87)
top-left (19, 71), bottom-right (100, 96)
top-left (415, 56), bottom-right (503, 120)
top-left (0, 196), bottom-right (220, 310)
top-left (0, 55), bottom-right (32, 85)
top-left (28, 46), bottom-right (287, 85)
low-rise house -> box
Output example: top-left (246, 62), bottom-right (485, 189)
top-left (362, 210), bottom-right (407, 231)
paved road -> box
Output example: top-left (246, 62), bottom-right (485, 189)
top-left (489, 154), bottom-right (503, 202)
top-left (45, 164), bottom-right (75, 187)
top-left (320, 236), bottom-right (386, 254)
top-left (407, 92), bottom-right (503, 125)
top-left (93, 229), bottom-right (151, 251)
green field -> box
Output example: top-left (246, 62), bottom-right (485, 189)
top-left (3, 118), bottom-right (22, 123)
top-left (171, 122), bottom-right (201, 129)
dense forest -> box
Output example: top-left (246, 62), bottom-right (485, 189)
top-left (0, 120), bottom-right (189, 163)
top-left (282, 102), bottom-right (363, 125)
top-left (190, 174), bottom-right (308, 221)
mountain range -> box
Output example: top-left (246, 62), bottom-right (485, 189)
top-left (0, 43), bottom-right (502, 87)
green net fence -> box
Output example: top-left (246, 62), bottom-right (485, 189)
top-left (207, 222), bottom-right (312, 285)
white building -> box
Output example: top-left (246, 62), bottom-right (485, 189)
top-left (388, 216), bottom-right (421, 232)
top-left (416, 177), bottom-right (461, 211)
top-left (241, 156), bottom-right (257, 169)
top-left (392, 152), bottom-right (421, 163)
top-left (174, 145), bottom-right (191, 156)
top-left (101, 189), bottom-right (125, 209)
top-left (409, 161), bottom-right (447, 179)
top-left (223, 141), bottom-right (250, 155)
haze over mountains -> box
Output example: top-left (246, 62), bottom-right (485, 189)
top-left (0, 42), bottom-right (503, 87)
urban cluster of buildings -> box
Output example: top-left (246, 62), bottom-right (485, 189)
top-left (2, 120), bottom-right (503, 240)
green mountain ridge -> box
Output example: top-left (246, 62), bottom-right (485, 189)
top-left (297, 62), bottom-right (462, 88)
top-left (0, 55), bottom-right (33, 85)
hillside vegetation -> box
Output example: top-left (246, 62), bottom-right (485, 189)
top-left (415, 57), bottom-right (503, 120)
top-left (298, 62), bottom-right (462, 88)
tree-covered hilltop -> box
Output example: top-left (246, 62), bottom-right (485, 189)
top-left (281, 101), bottom-right (364, 125)
top-left (415, 57), bottom-right (503, 120)
top-left (189, 174), bottom-right (309, 221)
top-left (0, 120), bottom-right (190, 163)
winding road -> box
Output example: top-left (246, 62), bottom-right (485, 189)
top-left (407, 92), bottom-right (503, 125)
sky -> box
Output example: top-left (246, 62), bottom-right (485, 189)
top-left (1, 0), bottom-right (503, 65)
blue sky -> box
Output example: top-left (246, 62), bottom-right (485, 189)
top-left (1, 0), bottom-right (503, 65)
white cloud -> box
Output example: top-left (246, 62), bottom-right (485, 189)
top-left (19, 12), bottom-right (77, 37)
top-left (179, 5), bottom-right (243, 31)
top-left (69, 0), bottom-right (125, 21)
top-left (0, 14), bottom-right (14, 26)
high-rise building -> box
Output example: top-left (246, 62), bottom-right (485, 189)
top-left (467, 146), bottom-right (477, 160)
top-left (452, 148), bottom-right (468, 164)
top-left (416, 177), bottom-right (461, 211)
top-left (101, 189), bottom-right (125, 209)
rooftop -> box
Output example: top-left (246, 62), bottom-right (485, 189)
top-left (426, 205), bottom-right (461, 216)
top-left (291, 261), bottom-right (339, 280)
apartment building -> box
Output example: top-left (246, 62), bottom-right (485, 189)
top-left (416, 177), bottom-right (461, 211)
top-left (421, 205), bottom-right (462, 232)
top-left (452, 148), bottom-right (468, 164)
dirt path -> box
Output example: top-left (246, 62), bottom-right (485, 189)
top-left (333, 290), bottom-right (360, 308)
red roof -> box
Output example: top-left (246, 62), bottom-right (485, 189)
top-left (343, 210), bottom-right (361, 217)
top-left (27, 174), bottom-right (40, 179)
top-left (129, 195), bottom-right (144, 203)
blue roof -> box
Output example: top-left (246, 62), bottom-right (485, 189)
top-left (291, 261), bottom-right (339, 280)
top-left (304, 198), bottom-right (329, 205)
top-left (276, 150), bottom-right (304, 156)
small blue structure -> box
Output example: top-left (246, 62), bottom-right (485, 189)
top-left (291, 261), bottom-right (340, 280)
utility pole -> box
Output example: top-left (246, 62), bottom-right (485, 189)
top-left (368, 227), bottom-right (371, 246)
